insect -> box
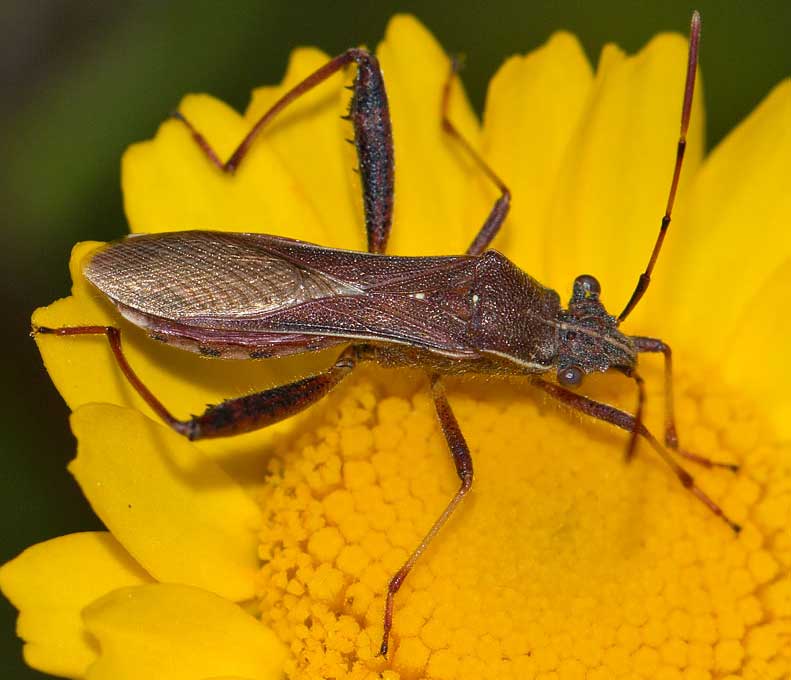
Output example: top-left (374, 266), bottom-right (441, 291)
top-left (35, 11), bottom-right (739, 658)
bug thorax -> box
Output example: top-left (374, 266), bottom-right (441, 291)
top-left (554, 274), bottom-right (637, 387)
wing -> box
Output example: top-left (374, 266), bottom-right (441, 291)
top-left (85, 231), bottom-right (480, 356)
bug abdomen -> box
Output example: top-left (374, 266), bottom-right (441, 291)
top-left (118, 303), bottom-right (347, 359)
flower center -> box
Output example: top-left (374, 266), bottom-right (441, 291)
top-left (256, 359), bottom-right (790, 679)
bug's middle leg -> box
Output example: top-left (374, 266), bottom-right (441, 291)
top-left (35, 324), bottom-right (368, 440)
top-left (440, 57), bottom-right (511, 256)
top-left (172, 48), bottom-right (395, 255)
top-left (379, 373), bottom-right (474, 658)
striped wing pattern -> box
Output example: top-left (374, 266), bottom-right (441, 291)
top-left (85, 231), bottom-right (478, 354)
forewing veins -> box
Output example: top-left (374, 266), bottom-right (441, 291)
top-left (85, 231), bottom-right (478, 355)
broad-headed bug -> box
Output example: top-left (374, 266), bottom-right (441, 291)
top-left (35, 11), bottom-right (739, 657)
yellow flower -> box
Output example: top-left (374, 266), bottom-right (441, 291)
top-left (3, 14), bottom-right (790, 680)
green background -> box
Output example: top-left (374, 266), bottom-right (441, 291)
top-left (2, 1), bottom-right (789, 677)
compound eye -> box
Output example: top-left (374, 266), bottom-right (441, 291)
top-left (574, 274), bottom-right (601, 297)
top-left (558, 365), bottom-right (584, 388)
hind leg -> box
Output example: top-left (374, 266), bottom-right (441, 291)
top-left (173, 49), bottom-right (395, 254)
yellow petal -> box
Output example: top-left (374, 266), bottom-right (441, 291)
top-left (544, 33), bottom-right (704, 332)
top-left (82, 583), bottom-right (285, 680)
top-left (377, 15), bottom-right (487, 255)
top-left (0, 532), bottom-right (151, 678)
top-left (245, 47), bottom-right (364, 251)
top-left (122, 94), bottom-right (325, 244)
top-left (481, 32), bottom-right (593, 278)
top-left (721, 259), bottom-right (791, 439)
top-left (659, 79), bottom-right (791, 351)
top-left (69, 404), bottom-right (261, 602)
top-left (33, 241), bottom-right (337, 482)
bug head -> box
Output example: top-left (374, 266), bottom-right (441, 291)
top-left (555, 274), bottom-right (637, 388)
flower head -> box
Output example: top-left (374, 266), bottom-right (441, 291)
top-left (3, 14), bottom-right (790, 680)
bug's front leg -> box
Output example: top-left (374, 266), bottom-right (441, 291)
top-left (624, 371), bottom-right (647, 462)
top-left (173, 48), bottom-right (394, 255)
top-left (632, 336), bottom-right (738, 472)
top-left (532, 377), bottom-right (741, 533)
top-left (34, 325), bottom-right (368, 439)
top-left (380, 373), bottom-right (474, 658)
top-left (632, 336), bottom-right (678, 449)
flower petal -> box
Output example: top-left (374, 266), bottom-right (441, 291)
top-left (122, 94), bottom-right (325, 244)
top-left (543, 34), bottom-right (704, 330)
top-left (245, 47), bottom-right (364, 251)
top-left (481, 32), bottom-right (593, 278)
top-left (0, 532), bottom-right (151, 678)
top-left (69, 404), bottom-right (261, 601)
top-left (33, 241), bottom-right (336, 482)
top-left (659, 79), bottom-right (791, 351)
top-left (82, 583), bottom-right (285, 680)
top-left (721, 259), bottom-right (791, 439)
top-left (376, 15), bottom-right (487, 255)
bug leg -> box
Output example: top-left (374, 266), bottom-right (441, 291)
top-left (624, 373), bottom-right (646, 462)
top-left (380, 373), bottom-right (473, 658)
top-left (441, 56), bottom-right (511, 256)
top-left (632, 336), bottom-right (738, 472)
top-left (633, 336), bottom-right (678, 449)
top-left (35, 325), bottom-right (184, 430)
top-left (34, 324), bottom-right (366, 439)
top-left (532, 378), bottom-right (741, 534)
top-left (184, 345), bottom-right (365, 439)
top-left (172, 48), bottom-right (394, 254)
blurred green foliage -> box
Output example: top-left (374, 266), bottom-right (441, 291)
top-left (1, 1), bottom-right (788, 677)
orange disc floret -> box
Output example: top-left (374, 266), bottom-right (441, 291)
top-left (254, 361), bottom-right (790, 679)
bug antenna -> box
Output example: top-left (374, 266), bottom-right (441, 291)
top-left (618, 10), bottom-right (701, 324)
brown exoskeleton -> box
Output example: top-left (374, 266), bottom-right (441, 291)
top-left (36, 11), bottom-right (738, 658)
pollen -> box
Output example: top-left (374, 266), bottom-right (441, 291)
top-left (255, 361), bottom-right (790, 679)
